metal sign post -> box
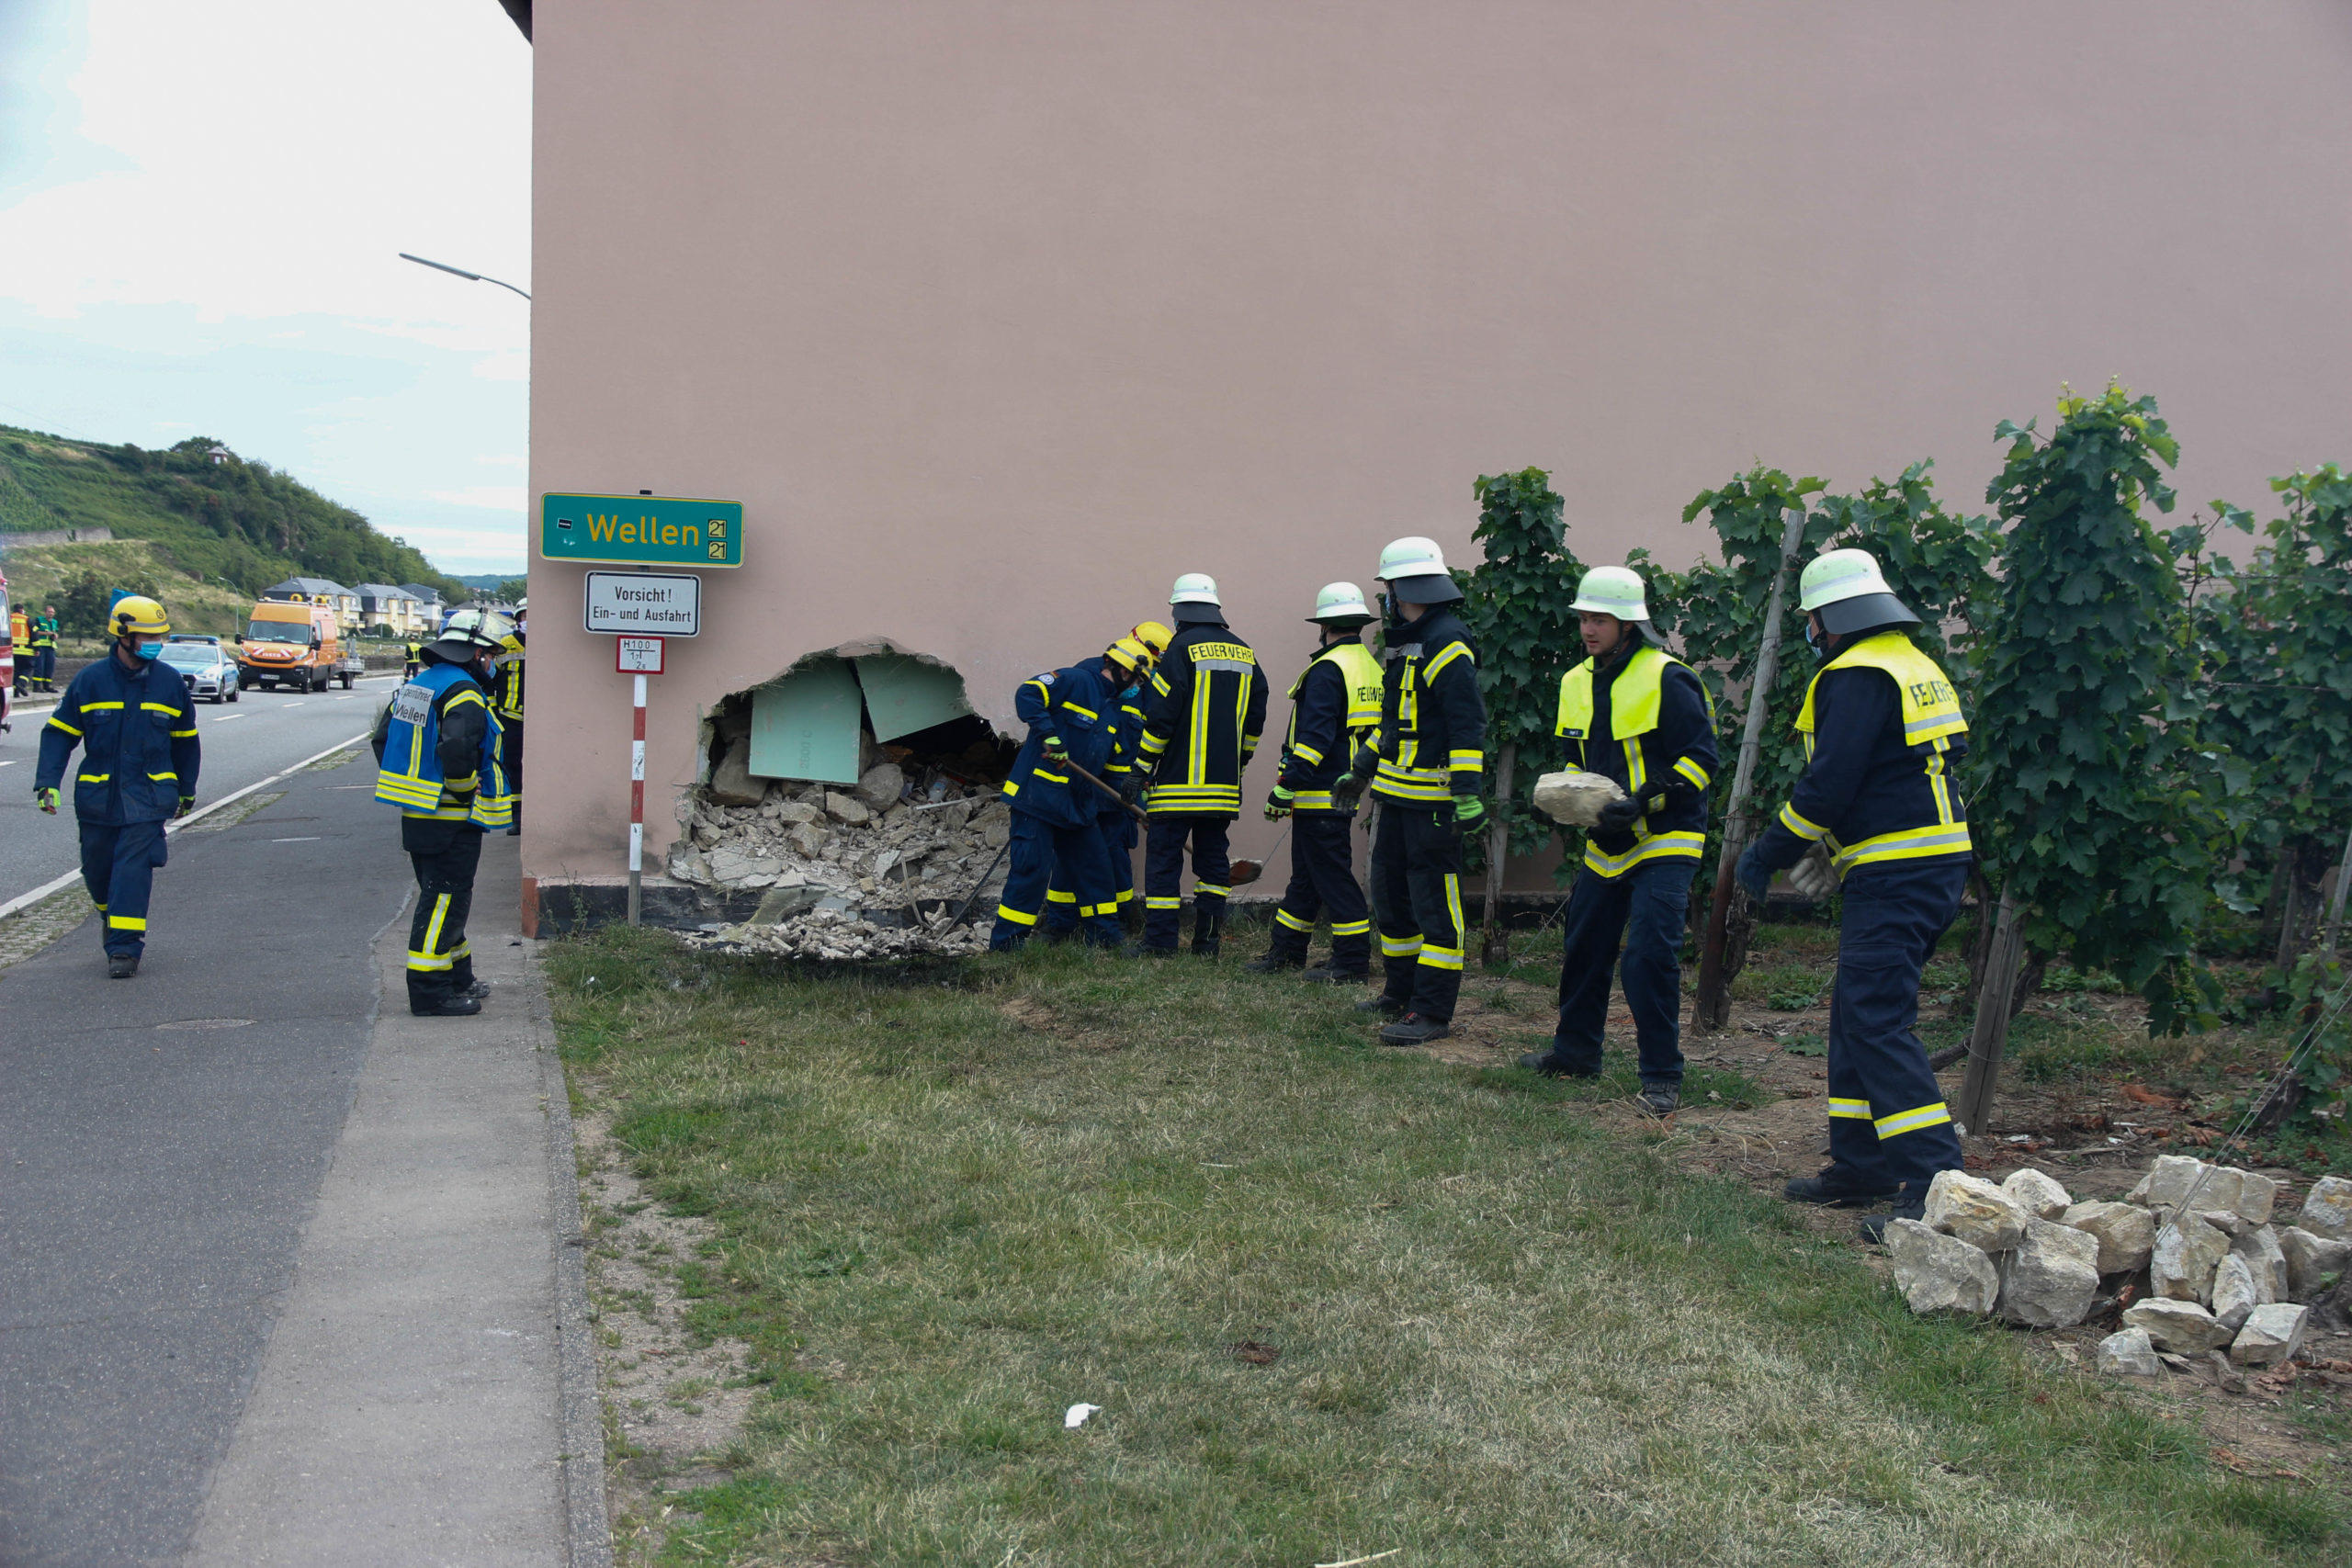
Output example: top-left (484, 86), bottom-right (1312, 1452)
top-left (615, 637), bottom-right (665, 927)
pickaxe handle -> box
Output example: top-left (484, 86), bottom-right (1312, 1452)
top-left (1057, 756), bottom-right (1148, 822)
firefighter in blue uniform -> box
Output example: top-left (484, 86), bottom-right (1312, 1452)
top-left (990, 639), bottom-right (1133, 950)
top-left (1355, 537), bottom-right (1487, 1043)
top-left (1516, 568), bottom-right (1718, 1115)
top-left (1736, 548), bottom-right (1971, 1239)
top-left (1136, 577), bottom-right (1270, 957)
top-left (1042, 632), bottom-right (1162, 939)
top-left (494, 602), bottom-right (526, 836)
top-left (1247, 582), bottom-right (1383, 981)
top-left (34, 595), bottom-right (200, 978)
top-left (371, 608), bottom-right (514, 1017)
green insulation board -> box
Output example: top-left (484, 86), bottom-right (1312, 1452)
top-left (855, 653), bottom-right (974, 742)
top-left (748, 659), bottom-right (864, 784)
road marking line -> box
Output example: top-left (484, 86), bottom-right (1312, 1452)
top-left (0, 730), bottom-right (367, 922)
top-left (0, 761), bottom-right (14, 768)
top-left (271, 837), bottom-right (322, 842)
top-left (212, 714), bottom-right (245, 722)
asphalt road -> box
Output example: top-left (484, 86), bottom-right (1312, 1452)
top-left (0, 674), bottom-right (400, 907)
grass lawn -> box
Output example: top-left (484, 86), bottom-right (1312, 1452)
top-left (548, 925), bottom-right (2339, 1567)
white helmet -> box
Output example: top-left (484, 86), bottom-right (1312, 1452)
top-left (1569, 565), bottom-right (1650, 622)
top-left (1798, 547), bottom-right (1919, 636)
top-left (1170, 572), bottom-right (1221, 606)
top-left (1376, 536), bottom-right (1463, 605)
top-left (430, 606), bottom-right (517, 660)
top-left (1309, 581), bottom-right (1374, 625)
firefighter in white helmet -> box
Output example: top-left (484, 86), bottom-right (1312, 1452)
top-left (1352, 537), bottom-right (1487, 1043)
top-left (1245, 582), bottom-right (1384, 981)
top-left (1133, 574), bottom-right (1270, 956)
top-left (1519, 565), bottom-right (1717, 1115)
top-left (1736, 547), bottom-right (1971, 1239)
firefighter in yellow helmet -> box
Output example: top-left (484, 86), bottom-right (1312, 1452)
top-left (34, 595), bottom-right (200, 977)
top-left (1043, 635), bottom-right (1157, 939)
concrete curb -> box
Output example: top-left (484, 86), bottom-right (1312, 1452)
top-left (526, 937), bottom-right (615, 1568)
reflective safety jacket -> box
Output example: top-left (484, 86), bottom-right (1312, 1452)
top-left (371, 659), bottom-right (512, 828)
top-left (1002, 658), bottom-right (1123, 829)
top-left (1275, 638), bottom-right (1382, 811)
top-left (1556, 642), bottom-right (1717, 879)
top-left (494, 647), bottom-right (525, 721)
top-left (35, 653), bottom-right (201, 825)
top-left (8, 609), bottom-right (26, 656)
top-left (1138, 621), bottom-right (1270, 818)
top-left (1369, 606), bottom-right (1486, 808)
top-left (28, 615), bottom-right (56, 650)
top-left (1753, 631), bottom-right (1970, 876)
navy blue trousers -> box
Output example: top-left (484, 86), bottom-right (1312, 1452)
top-left (1549, 856), bottom-right (1696, 1088)
top-left (1370, 804), bottom-right (1465, 1021)
top-left (1046, 813), bottom-right (1136, 933)
top-left (80, 818), bottom-right (169, 959)
top-left (1826, 857), bottom-right (1970, 1190)
top-left (1264, 813), bottom-right (1372, 972)
top-left (1143, 815), bottom-right (1230, 952)
top-left (992, 812), bottom-right (1120, 949)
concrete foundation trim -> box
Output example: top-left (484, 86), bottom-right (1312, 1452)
top-left (527, 939), bottom-right (615, 1568)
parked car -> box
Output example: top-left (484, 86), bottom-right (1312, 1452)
top-left (237, 597), bottom-right (353, 691)
top-left (160, 634), bottom-right (240, 704)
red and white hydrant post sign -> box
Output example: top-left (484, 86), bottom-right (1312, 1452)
top-left (583, 567), bottom-right (701, 927)
top-left (615, 639), bottom-right (664, 924)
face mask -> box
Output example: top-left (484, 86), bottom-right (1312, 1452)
top-left (136, 638), bottom-right (164, 660)
top-left (1804, 622), bottom-right (1826, 659)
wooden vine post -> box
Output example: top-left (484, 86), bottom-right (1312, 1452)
top-left (1693, 505), bottom-right (1809, 1032)
top-left (1954, 888), bottom-right (2023, 1134)
top-left (1479, 742), bottom-right (1517, 966)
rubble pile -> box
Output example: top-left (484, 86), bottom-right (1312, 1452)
top-left (690, 905), bottom-right (991, 961)
top-left (1883, 1160), bottom-right (2349, 1375)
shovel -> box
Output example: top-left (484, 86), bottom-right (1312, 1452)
top-left (1063, 757), bottom-right (1265, 886)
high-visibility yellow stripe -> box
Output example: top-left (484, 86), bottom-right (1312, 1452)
top-left (76, 773), bottom-right (110, 784)
top-left (1448, 750), bottom-right (1483, 771)
top-left (1424, 642), bottom-right (1472, 680)
top-left (1274, 908), bottom-right (1314, 932)
top-left (45, 717), bottom-right (82, 737)
top-left (1381, 933), bottom-right (1423, 957)
top-left (170, 728), bottom-right (198, 739)
top-left (107, 915), bottom-right (147, 931)
top-left (1193, 883), bottom-right (1229, 899)
top-left (421, 894), bottom-right (451, 960)
top-left (1062, 702), bottom-right (1097, 720)
top-left (1291, 742), bottom-right (1325, 765)
top-left (1417, 943), bottom-right (1464, 971)
top-left (1873, 1101), bottom-right (1953, 1138)
top-left (1288, 791), bottom-right (1338, 810)
top-left (1443, 873), bottom-right (1464, 946)
top-left (82, 701), bottom-right (124, 711)
top-left (1145, 897), bottom-right (1182, 910)
top-left (994, 904), bottom-right (1038, 927)
top-left (140, 702), bottom-right (178, 715)
top-left (1581, 830), bottom-right (1706, 878)
top-left (1827, 1098), bottom-right (1874, 1120)
top-left (1675, 757), bottom-right (1711, 790)
top-left (1330, 919), bottom-right (1372, 936)
top-left (1046, 888), bottom-right (1078, 904)
top-left (1829, 823), bottom-right (1973, 872)
top-left (146, 772), bottom-right (177, 782)
top-left (407, 948), bottom-right (459, 971)
top-left (1778, 803), bottom-right (1828, 841)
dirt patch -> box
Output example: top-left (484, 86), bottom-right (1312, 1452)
top-left (576, 1107), bottom-right (759, 1566)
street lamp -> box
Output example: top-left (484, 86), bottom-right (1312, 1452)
top-left (398, 252), bottom-right (531, 301)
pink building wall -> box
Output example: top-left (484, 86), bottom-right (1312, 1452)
top-left (523, 0), bottom-right (2352, 908)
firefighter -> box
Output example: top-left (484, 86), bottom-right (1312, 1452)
top-left (30, 604), bottom-right (60, 693)
top-left (1247, 582), bottom-right (1383, 981)
top-left (1735, 547), bottom-right (1971, 1239)
top-left (10, 601), bottom-right (30, 696)
top-left (1355, 537), bottom-right (1487, 1043)
top-left (1135, 576), bottom-right (1269, 957)
top-left (493, 608), bottom-right (526, 836)
top-left (403, 637), bottom-right (424, 678)
top-left (34, 595), bottom-right (200, 978)
top-left (1043, 635), bottom-right (1158, 939)
top-left (990, 639), bottom-right (1132, 951)
top-left (1517, 567), bottom-right (1717, 1115)
top-left (371, 608), bottom-right (515, 1017)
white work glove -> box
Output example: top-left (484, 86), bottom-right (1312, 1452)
top-left (1788, 841), bottom-right (1839, 900)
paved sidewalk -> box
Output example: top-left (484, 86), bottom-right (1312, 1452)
top-left (0, 751), bottom-right (602, 1566)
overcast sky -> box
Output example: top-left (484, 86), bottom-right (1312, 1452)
top-left (0, 0), bottom-right (531, 575)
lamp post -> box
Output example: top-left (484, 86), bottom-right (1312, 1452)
top-left (397, 252), bottom-right (531, 301)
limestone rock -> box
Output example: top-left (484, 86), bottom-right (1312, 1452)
top-left (2279, 1226), bottom-right (2352, 1303)
top-left (751, 883), bottom-right (825, 923)
top-left (772, 799), bottom-right (822, 828)
top-left (2297, 1174), bottom-right (2352, 1242)
top-left (854, 762), bottom-right (905, 810)
top-left (1997, 1218), bottom-right (2101, 1327)
top-left (2211, 1254), bottom-right (2261, 1331)
top-left (1924, 1169), bottom-right (2029, 1254)
top-left (2196, 1208), bottom-right (2252, 1238)
top-left (2121, 1297), bottom-right (2233, 1354)
top-left (2095, 1326), bottom-right (2162, 1378)
top-left (2227, 1303), bottom-right (2309, 1368)
top-left (823, 792), bottom-right (872, 827)
top-left (2002, 1168), bottom-right (2073, 1221)
top-left (2126, 1156), bottom-right (2254, 1220)
top-left (1532, 769), bottom-right (1629, 829)
top-left (786, 822), bottom-right (829, 859)
top-left (2150, 1211), bottom-right (2229, 1304)
top-left (2230, 1225), bottom-right (2289, 1303)
top-left (2233, 1170), bottom-right (2278, 1226)
top-left (2059, 1200), bottom-right (2156, 1275)
top-left (707, 736), bottom-right (766, 807)
top-left (1883, 1217), bottom-right (1999, 1314)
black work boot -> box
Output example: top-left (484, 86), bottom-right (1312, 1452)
top-left (1302, 963), bottom-right (1371, 985)
top-left (1244, 952), bottom-right (1304, 974)
top-left (1378, 1011), bottom-right (1452, 1045)
top-left (1636, 1083), bottom-right (1680, 1116)
top-left (1518, 1050), bottom-right (1598, 1079)
top-left (1192, 908), bottom-right (1223, 958)
top-left (1783, 1164), bottom-right (1901, 1209)
top-left (1354, 992), bottom-right (1406, 1016)
top-left (107, 953), bottom-right (140, 979)
top-left (412, 993), bottom-right (483, 1018)
top-left (1858, 1181), bottom-right (1933, 1244)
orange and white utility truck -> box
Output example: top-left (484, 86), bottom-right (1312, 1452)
top-left (236, 597), bottom-right (359, 692)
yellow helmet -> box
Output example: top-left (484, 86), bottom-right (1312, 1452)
top-left (1104, 636), bottom-right (1152, 675)
top-left (109, 594), bottom-right (170, 637)
top-left (1130, 620), bottom-right (1173, 660)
